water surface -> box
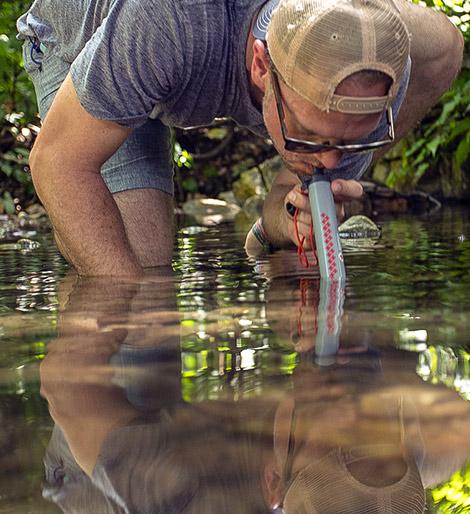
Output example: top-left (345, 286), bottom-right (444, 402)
top-left (0, 207), bottom-right (469, 513)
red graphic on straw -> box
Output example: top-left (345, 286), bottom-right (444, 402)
top-left (321, 213), bottom-right (338, 279)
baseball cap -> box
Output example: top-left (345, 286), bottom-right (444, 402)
top-left (253, 0), bottom-right (411, 114)
top-left (273, 396), bottom-right (426, 513)
top-left (282, 446), bottom-right (426, 513)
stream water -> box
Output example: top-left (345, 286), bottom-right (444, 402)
top-left (0, 207), bottom-right (469, 513)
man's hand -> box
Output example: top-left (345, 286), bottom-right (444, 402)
top-left (261, 166), bottom-right (363, 249)
top-left (283, 179), bottom-right (363, 249)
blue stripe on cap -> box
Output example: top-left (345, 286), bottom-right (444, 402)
top-left (252, 0), bottom-right (281, 40)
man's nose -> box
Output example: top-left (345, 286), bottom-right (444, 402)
top-left (313, 149), bottom-right (343, 170)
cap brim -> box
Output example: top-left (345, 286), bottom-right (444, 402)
top-left (252, 0), bottom-right (281, 40)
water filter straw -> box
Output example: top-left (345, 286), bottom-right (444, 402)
top-left (307, 171), bottom-right (346, 280)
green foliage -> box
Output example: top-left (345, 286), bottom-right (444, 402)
top-left (386, 73), bottom-right (470, 193)
top-left (174, 141), bottom-right (194, 170)
top-left (431, 460), bottom-right (470, 513)
top-left (0, 1), bottom-right (37, 208)
top-left (385, 0), bottom-right (470, 195)
top-left (0, 0), bottom-right (37, 119)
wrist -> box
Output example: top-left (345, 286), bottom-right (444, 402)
top-left (245, 218), bottom-right (272, 257)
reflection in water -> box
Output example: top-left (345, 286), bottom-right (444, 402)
top-left (37, 270), bottom-right (470, 513)
top-left (1, 210), bottom-right (470, 512)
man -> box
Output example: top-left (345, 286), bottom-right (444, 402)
top-left (18, 0), bottom-right (463, 276)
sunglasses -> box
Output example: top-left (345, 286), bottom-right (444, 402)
top-left (268, 62), bottom-right (395, 155)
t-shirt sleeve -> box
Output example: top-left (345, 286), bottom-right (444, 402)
top-left (70, 0), bottom-right (186, 128)
top-left (91, 421), bottom-right (198, 514)
top-left (329, 56), bottom-right (412, 181)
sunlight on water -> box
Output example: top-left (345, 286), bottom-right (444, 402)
top-left (0, 207), bottom-right (469, 513)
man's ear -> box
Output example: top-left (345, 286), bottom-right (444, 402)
top-left (263, 461), bottom-right (284, 509)
top-left (251, 39), bottom-right (270, 93)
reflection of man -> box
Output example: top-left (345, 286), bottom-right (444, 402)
top-left (40, 277), bottom-right (470, 513)
top-left (265, 395), bottom-right (427, 512)
top-left (41, 274), bottom-right (273, 513)
top-left (264, 357), bottom-right (470, 513)
top-left (18, 0), bottom-right (462, 275)
top-left (262, 274), bottom-right (470, 513)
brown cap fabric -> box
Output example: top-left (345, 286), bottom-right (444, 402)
top-left (282, 446), bottom-right (426, 513)
top-left (274, 396), bottom-right (426, 513)
top-left (260, 0), bottom-right (410, 113)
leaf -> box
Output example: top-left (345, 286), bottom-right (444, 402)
top-left (0, 161), bottom-right (13, 177)
top-left (206, 128), bottom-right (228, 140)
top-left (414, 162), bottom-right (430, 183)
top-left (15, 147), bottom-right (30, 159)
top-left (434, 92), bottom-right (461, 127)
top-left (412, 148), bottom-right (427, 166)
top-left (454, 133), bottom-right (470, 170)
top-left (447, 118), bottom-right (470, 144)
top-left (13, 167), bottom-right (32, 184)
top-left (426, 136), bottom-right (443, 158)
top-left (182, 177), bottom-right (198, 193)
top-left (1, 192), bottom-right (15, 214)
top-left (404, 138), bottom-right (426, 157)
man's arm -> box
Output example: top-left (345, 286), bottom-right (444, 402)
top-left (30, 74), bottom-right (142, 276)
top-left (375, 0), bottom-right (464, 159)
top-left (261, 168), bottom-right (299, 248)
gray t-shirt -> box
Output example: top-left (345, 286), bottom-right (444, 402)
top-left (17, 0), bottom-right (410, 180)
top-left (17, 0), bottom-right (267, 132)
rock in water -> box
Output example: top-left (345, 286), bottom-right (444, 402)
top-left (16, 238), bottom-right (41, 251)
top-left (0, 238), bottom-right (41, 252)
top-left (182, 198), bottom-right (241, 225)
top-left (338, 215), bottom-right (381, 239)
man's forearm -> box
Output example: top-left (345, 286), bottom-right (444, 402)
top-left (32, 155), bottom-right (142, 276)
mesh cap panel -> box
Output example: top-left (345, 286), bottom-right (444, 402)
top-left (265, 0), bottom-right (410, 113)
top-left (283, 447), bottom-right (426, 514)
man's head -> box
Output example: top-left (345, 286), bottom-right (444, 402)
top-left (250, 0), bottom-right (410, 176)
top-left (263, 396), bottom-right (426, 513)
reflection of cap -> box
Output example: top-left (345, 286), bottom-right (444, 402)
top-left (275, 397), bottom-right (426, 513)
top-left (254, 0), bottom-right (410, 114)
top-left (283, 446), bottom-right (425, 513)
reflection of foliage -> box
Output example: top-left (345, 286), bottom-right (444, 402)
top-left (384, 0), bottom-right (469, 196)
top-left (417, 346), bottom-right (470, 400)
top-left (431, 460), bottom-right (470, 513)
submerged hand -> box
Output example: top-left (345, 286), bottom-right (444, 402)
top-left (283, 179), bottom-right (363, 249)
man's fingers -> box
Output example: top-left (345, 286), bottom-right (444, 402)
top-left (336, 202), bottom-right (345, 221)
top-left (331, 179), bottom-right (363, 201)
top-left (284, 179), bottom-right (360, 249)
top-left (285, 187), bottom-right (310, 213)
